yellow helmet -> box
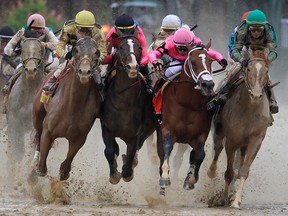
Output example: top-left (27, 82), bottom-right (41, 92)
top-left (75, 10), bottom-right (95, 28)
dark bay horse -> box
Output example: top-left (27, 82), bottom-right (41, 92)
top-left (100, 34), bottom-right (160, 184)
top-left (207, 50), bottom-right (272, 208)
top-left (30, 37), bottom-right (102, 181)
top-left (6, 35), bottom-right (46, 179)
top-left (158, 43), bottom-right (216, 195)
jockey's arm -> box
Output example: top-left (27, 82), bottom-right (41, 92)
top-left (231, 24), bottom-right (248, 62)
top-left (94, 29), bottom-right (107, 63)
top-left (44, 30), bottom-right (59, 51)
top-left (4, 29), bottom-right (23, 56)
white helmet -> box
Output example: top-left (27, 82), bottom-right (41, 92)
top-left (161, 14), bottom-right (181, 30)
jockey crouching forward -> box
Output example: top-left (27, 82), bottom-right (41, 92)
top-left (4, 13), bottom-right (59, 89)
top-left (42, 10), bottom-right (107, 94)
top-left (102, 14), bottom-right (152, 90)
top-left (225, 9), bottom-right (278, 114)
top-left (149, 27), bottom-right (227, 93)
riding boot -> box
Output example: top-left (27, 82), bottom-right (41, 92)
top-left (93, 67), bottom-right (105, 101)
top-left (153, 78), bottom-right (166, 93)
top-left (267, 86), bottom-right (279, 114)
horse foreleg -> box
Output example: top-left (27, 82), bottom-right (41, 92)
top-left (159, 133), bottom-right (173, 189)
top-left (38, 130), bottom-right (54, 177)
top-left (102, 129), bottom-right (121, 184)
top-left (223, 144), bottom-right (236, 206)
top-left (122, 139), bottom-right (138, 182)
top-left (60, 138), bottom-right (86, 181)
top-left (207, 132), bottom-right (224, 179)
top-left (183, 143), bottom-right (205, 190)
top-left (231, 135), bottom-right (265, 208)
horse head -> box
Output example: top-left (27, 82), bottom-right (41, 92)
top-left (20, 34), bottom-right (45, 80)
top-left (72, 37), bottom-right (99, 84)
top-left (117, 34), bottom-right (142, 79)
top-left (245, 48), bottom-right (269, 100)
top-left (184, 41), bottom-right (214, 96)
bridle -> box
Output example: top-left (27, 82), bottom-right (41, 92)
top-left (70, 37), bottom-right (98, 78)
top-left (183, 46), bottom-right (213, 88)
top-left (22, 38), bottom-right (45, 69)
top-left (244, 57), bottom-right (268, 94)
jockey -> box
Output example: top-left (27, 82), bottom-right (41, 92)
top-left (42, 10), bottom-right (107, 92)
top-left (0, 26), bottom-right (19, 93)
top-left (4, 13), bottom-right (59, 74)
top-left (228, 11), bottom-right (251, 64)
top-left (159, 14), bottom-right (182, 38)
top-left (102, 14), bottom-right (151, 88)
top-left (149, 27), bottom-right (227, 92)
top-left (231, 9), bottom-right (278, 114)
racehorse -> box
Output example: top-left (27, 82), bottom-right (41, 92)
top-left (207, 49), bottom-right (272, 208)
top-left (157, 43), bottom-right (216, 195)
top-left (100, 34), bottom-right (161, 184)
top-left (30, 37), bottom-right (102, 181)
top-left (6, 35), bottom-right (46, 180)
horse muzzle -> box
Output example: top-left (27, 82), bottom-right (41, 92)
top-left (24, 67), bottom-right (38, 80)
top-left (200, 80), bottom-right (215, 97)
top-left (128, 69), bottom-right (138, 79)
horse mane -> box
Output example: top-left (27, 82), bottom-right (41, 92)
top-left (253, 50), bottom-right (271, 67)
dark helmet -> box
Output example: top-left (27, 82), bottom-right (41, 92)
top-left (115, 14), bottom-right (135, 30)
top-left (0, 26), bottom-right (14, 39)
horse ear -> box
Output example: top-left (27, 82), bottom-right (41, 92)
top-left (205, 39), bottom-right (211, 49)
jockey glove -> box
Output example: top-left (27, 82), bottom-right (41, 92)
top-left (65, 52), bottom-right (73, 60)
top-left (153, 62), bottom-right (163, 71)
top-left (240, 58), bottom-right (248, 67)
top-left (219, 58), bottom-right (228, 67)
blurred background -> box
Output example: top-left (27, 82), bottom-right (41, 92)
top-left (1, 0), bottom-right (288, 54)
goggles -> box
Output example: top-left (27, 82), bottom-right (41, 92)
top-left (77, 27), bottom-right (93, 32)
top-left (176, 46), bottom-right (188, 52)
top-left (249, 26), bottom-right (264, 33)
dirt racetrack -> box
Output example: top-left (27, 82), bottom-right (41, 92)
top-left (0, 50), bottom-right (288, 215)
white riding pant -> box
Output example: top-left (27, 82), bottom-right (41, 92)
top-left (164, 60), bottom-right (183, 78)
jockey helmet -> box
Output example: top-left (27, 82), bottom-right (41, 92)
top-left (0, 26), bottom-right (14, 39)
top-left (161, 14), bottom-right (181, 30)
top-left (246, 9), bottom-right (267, 25)
top-left (27, 13), bottom-right (46, 28)
top-left (75, 10), bottom-right (95, 28)
top-left (173, 28), bottom-right (194, 46)
top-left (241, 11), bottom-right (251, 21)
top-left (115, 14), bottom-right (135, 30)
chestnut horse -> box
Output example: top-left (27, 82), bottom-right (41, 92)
top-left (30, 37), bottom-right (102, 181)
top-left (207, 50), bottom-right (272, 208)
top-left (158, 43), bottom-right (216, 195)
top-left (6, 36), bottom-right (46, 180)
top-left (100, 34), bottom-right (160, 184)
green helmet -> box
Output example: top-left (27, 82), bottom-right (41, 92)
top-left (246, 9), bottom-right (267, 25)
top-left (75, 10), bottom-right (95, 28)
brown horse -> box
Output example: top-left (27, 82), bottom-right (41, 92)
top-left (100, 34), bottom-right (161, 184)
top-left (6, 36), bottom-right (46, 180)
top-left (207, 49), bottom-right (272, 208)
top-left (158, 43), bottom-right (216, 195)
top-left (30, 37), bottom-right (102, 181)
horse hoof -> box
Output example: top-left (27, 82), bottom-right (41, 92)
top-left (27, 171), bottom-right (38, 185)
top-left (123, 174), bottom-right (133, 182)
top-left (60, 173), bottom-right (70, 181)
top-left (159, 177), bottom-right (171, 187)
top-left (109, 172), bottom-right (121, 185)
top-left (207, 169), bottom-right (217, 178)
top-left (37, 168), bottom-right (47, 177)
top-left (183, 181), bottom-right (195, 190)
top-left (231, 200), bottom-right (241, 209)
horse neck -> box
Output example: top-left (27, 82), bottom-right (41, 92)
top-left (113, 68), bottom-right (142, 99)
top-left (64, 69), bottom-right (95, 106)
